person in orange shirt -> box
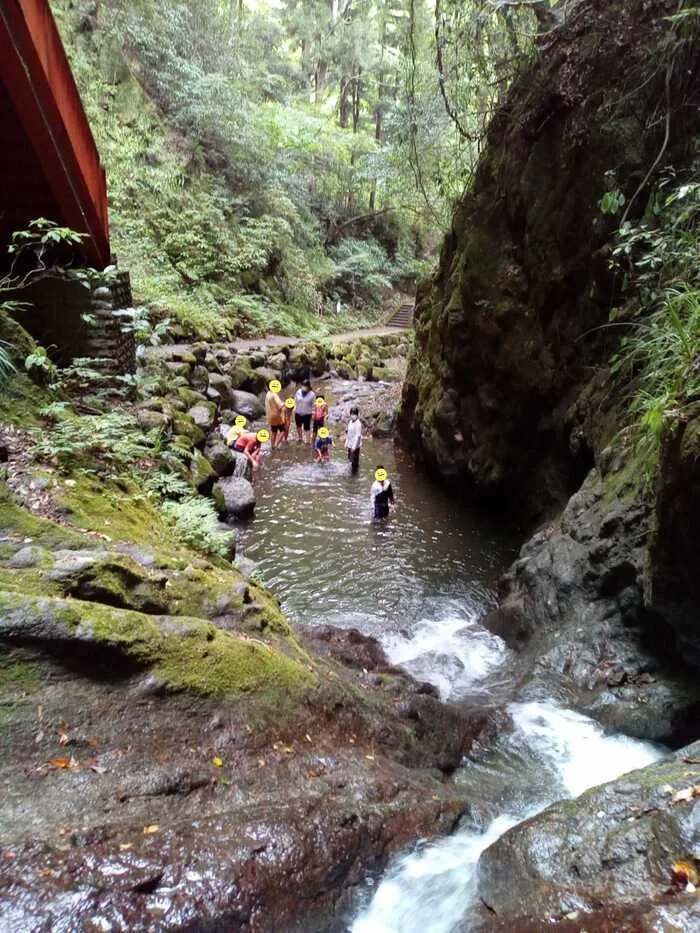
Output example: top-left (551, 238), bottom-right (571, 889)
top-left (265, 380), bottom-right (286, 448)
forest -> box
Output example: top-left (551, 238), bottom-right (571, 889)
top-left (49, 0), bottom-right (540, 339)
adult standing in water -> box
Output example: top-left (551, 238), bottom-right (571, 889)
top-left (294, 379), bottom-right (316, 444)
top-left (345, 406), bottom-right (362, 474)
top-left (370, 466), bottom-right (394, 520)
top-left (265, 379), bottom-right (286, 448)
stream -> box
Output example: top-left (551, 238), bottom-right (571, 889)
top-left (235, 383), bottom-right (664, 932)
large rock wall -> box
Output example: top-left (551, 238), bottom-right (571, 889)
top-left (400, 0), bottom-right (700, 523)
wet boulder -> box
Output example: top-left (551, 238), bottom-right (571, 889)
top-left (213, 476), bottom-right (256, 520)
top-left (190, 449), bottom-right (217, 494)
top-left (230, 390), bottom-right (265, 421)
top-left (187, 401), bottom-right (217, 431)
top-left (203, 438), bottom-right (235, 477)
top-left (207, 372), bottom-right (234, 408)
top-left (474, 742), bottom-right (700, 930)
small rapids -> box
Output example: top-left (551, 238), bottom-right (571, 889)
top-left (350, 702), bottom-right (663, 933)
top-left (235, 387), bottom-right (665, 933)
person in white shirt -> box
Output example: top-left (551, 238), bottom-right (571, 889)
top-left (370, 465), bottom-right (394, 519)
top-left (345, 406), bottom-right (362, 474)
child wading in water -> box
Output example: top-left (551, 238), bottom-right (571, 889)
top-left (370, 466), bottom-right (394, 519)
top-left (314, 426), bottom-right (333, 463)
top-left (344, 406), bottom-right (362, 474)
top-left (283, 396), bottom-right (295, 442)
top-left (312, 395), bottom-right (328, 443)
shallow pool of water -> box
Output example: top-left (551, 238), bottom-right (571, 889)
top-left (236, 418), bottom-right (518, 700)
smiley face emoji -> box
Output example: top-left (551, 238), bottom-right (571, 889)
top-left (318, 427), bottom-right (330, 439)
top-left (234, 415), bottom-right (247, 429)
top-left (256, 429), bottom-right (270, 443)
top-left (269, 379), bottom-right (282, 394)
top-left (284, 397), bottom-right (295, 409)
top-left (374, 468), bottom-right (388, 483)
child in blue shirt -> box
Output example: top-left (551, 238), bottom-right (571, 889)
top-left (314, 427), bottom-right (333, 462)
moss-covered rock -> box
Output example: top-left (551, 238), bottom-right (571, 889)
top-left (136, 409), bottom-right (169, 431)
top-left (187, 401), bottom-right (217, 430)
top-left (58, 553), bottom-right (170, 614)
top-left (0, 482), bottom-right (89, 551)
top-left (227, 355), bottom-right (253, 390)
top-left (399, 0), bottom-right (700, 525)
top-left (0, 591), bottom-right (314, 698)
top-left (172, 414), bottom-right (205, 445)
top-left (190, 449), bottom-right (217, 493)
top-left (0, 311), bottom-right (37, 363)
top-left (203, 438), bottom-right (234, 477)
top-left (177, 387), bottom-right (207, 409)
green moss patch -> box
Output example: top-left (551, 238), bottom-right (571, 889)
top-left (55, 474), bottom-right (181, 550)
top-left (0, 373), bottom-right (51, 428)
top-left (0, 591), bottom-right (314, 699)
top-left (0, 652), bottom-right (40, 695)
top-left (0, 483), bottom-right (89, 551)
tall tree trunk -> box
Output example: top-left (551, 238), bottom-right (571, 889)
top-left (315, 59), bottom-right (328, 103)
top-left (339, 75), bottom-right (352, 127)
top-left (352, 67), bottom-right (362, 133)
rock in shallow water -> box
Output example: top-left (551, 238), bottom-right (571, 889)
top-left (213, 475), bottom-right (256, 520)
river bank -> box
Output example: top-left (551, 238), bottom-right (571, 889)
top-left (1, 321), bottom-right (699, 931)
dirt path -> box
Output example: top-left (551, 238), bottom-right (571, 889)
top-left (233, 324), bottom-right (408, 350)
top-left (151, 325), bottom-right (409, 358)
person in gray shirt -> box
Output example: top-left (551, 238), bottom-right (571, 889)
top-left (294, 379), bottom-right (316, 444)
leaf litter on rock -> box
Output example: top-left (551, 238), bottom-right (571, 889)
top-left (671, 785), bottom-right (700, 804)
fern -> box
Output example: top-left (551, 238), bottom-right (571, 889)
top-left (160, 496), bottom-right (234, 559)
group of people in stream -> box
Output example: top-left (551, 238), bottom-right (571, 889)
top-left (224, 378), bottom-right (395, 520)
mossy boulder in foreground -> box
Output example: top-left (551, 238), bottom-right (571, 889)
top-left (0, 591), bottom-right (313, 698)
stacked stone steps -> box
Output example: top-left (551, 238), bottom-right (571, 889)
top-left (386, 302), bottom-right (414, 328)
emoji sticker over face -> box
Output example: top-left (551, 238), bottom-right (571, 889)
top-left (256, 429), bottom-right (270, 443)
top-left (318, 427), bottom-right (330, 439)
top-left (269, 379), bottom-right (282, 394)
top-left (374, 468), bottom-right (388, 483)
top-left (234, 415), bottom-right (247, 429)
top-left (284, 397), bottom-right (295, 409)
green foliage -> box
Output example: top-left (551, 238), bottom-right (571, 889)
top-left (329, 237), bottom-right (392, 303)
top-left (24, 347), bottom-right (57, 384)
top-left (609, 169), bottom-right (700, 460)
top-left (0, 341), bottom-right (16, 388)
top-left (49, 0), bottom-right (450, 338)
top-left (599, 190), bottom-right (626, 215)
top-left (160, 496), bottom-right (234, 560)
top-left (6, 217), bottom-right (86, 256)
top-left (33, 411), bottom-right (153, 473)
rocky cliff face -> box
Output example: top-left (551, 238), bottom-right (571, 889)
top-left (400, 3), bottom-right (700, 914)
top-left (400, 0), bottom-right (699, 524)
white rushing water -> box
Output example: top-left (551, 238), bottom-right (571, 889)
top-left (351, 699), bottom-right (664, 933)
top-left (382, 610), bottom-right (511, 700)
